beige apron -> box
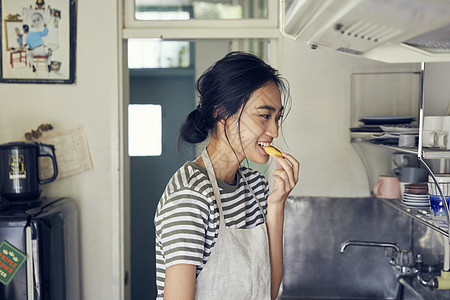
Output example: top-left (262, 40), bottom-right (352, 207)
top-left (194, 149), bottom-right (271, 300)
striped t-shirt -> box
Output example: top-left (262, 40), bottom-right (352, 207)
top-left (154, 161), bottom-right (269, 299)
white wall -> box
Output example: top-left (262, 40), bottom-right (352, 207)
top-left (424, 62), bottom-right (450, 116)
top-left (278, 38), bottom-right (420, 197)
top-left (0, 1), bottom-right (121, 299)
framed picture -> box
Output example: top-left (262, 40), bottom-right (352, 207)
top-left (0, 0), bottom-right (76, 84)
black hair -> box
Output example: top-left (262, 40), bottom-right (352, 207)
top-left (179, 51), bottom-right (291, 149)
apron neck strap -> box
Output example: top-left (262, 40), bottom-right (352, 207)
top-left (240, 168), bottom-right (267, 223)
top-left (202, 149), bottom-right (226, 225)
top-left (201, 148), bottom-right (266, 226)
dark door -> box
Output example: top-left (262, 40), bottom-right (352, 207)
top-left (129, 67), bottom-right (196, 299)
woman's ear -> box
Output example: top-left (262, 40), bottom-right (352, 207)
top-left (215, 118), bottom-right (226, 132)
top-left (214, 108), bottom-right (226, 127)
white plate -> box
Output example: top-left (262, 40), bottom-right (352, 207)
top-left (402, 197), bottom-right (429, 202)
top-left (402, 201), bottom-right (429, 205)
top-left (380, 125), bottom-right (419, 133)
top-left (402, 198), bottom-right (430, 204)
top-left (403, 196), bottom-right (428, 201)
top-left (371, 132), bottom-right (419, 139)
top-left (402, 202), bottom-right (429, 207)
top-left (403, 193), bottom-right (428, 199)
top-left (402, 198), bottom-right (428, 202)
top-left (371, 133), bottom-right (400, 139)
top-left (402, 203), bottom-right (429, 208)
top-left (402, 196), bottom-right (429, 202)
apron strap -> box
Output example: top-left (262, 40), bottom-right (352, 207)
top-left (201, 149), bottom-right (267, 226)
top-left (202, 149), bottom-right (226, 226)
top-left (238, 168), bottom-right (267, 223)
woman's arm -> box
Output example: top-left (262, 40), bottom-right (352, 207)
top-left (266, 201), bottom-right (285, 300)
top-left (163, 264), bottom-right (197, 300)
top-left (266, 153), bottom-right (299, 300)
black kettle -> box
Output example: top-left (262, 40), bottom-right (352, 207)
top-left (0, 141), bottom-right (58, 201)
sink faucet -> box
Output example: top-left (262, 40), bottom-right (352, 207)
top-left (340, 240), bottom-right (410, 271)
top-left (340, 240), bottom-right (401, 253)
top-left (340, 240), bottom-right (447, 290)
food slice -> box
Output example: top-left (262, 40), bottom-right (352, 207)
top-left (263, 145), bottom-right (283, 157)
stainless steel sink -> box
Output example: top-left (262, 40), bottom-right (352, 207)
top-left (280, 196), bottom-right (450, 300)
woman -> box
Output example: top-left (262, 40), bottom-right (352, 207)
top-left (154, 51), bottom-right (299, 300)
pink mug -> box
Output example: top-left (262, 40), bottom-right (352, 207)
top-left (373, 175), bottom-right (401, 199)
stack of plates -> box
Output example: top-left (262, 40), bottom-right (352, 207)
top-left (402, 193), bottom-right (429, 207)
top-left (401, 183), bottom-right (429, 208)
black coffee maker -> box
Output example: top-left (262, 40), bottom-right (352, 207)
top-left (0, 141), bottom-right (58, 202)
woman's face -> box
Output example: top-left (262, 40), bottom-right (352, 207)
top-left (226, 81), bottom-right (283, 164)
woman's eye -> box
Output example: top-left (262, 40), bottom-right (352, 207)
top-left (261, 114), bottom-right (270, 120)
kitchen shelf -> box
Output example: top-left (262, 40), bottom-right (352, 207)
top-left (350, 132), bottom-right (450, 159)
top-left (350, 66), bottom-right (450, 241)
top-left (380, 197), bottom-right (449, 237)
top-left (352, 134), bottom-right (450, 239)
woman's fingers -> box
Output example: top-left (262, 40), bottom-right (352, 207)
top-left (273, 153), bottom-right (299, 189)
top-left (272, 169), bottom-right (290, 193)
top-left (282, 153), bottom-right (300, 183)
top-left (273, 156), bottom-right (292, 185)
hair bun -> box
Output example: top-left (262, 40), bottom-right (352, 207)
top-left (179, 108), bottom-right (209, 144)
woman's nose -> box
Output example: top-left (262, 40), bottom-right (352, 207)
top-left (267, 120), bottom-right (279, 138)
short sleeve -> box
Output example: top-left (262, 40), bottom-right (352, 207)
top-left (155, 188), bottom-right (209, 268)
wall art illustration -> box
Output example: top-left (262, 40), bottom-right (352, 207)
top-left (0, 0), bottom-right (76, 84)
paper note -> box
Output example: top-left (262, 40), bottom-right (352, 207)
top-left (38, 125), bottom-right (94, 179)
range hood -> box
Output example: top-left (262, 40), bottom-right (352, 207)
top-left (280, 0), bottom-right (450, 63)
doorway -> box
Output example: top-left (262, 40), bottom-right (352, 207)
top-left (128, 43), bottom-right (196, 299)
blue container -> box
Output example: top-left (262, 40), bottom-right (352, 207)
top-left (429, 195), bottom-right (450, 220)
top-left (428, 174), bottom-right (450, 221)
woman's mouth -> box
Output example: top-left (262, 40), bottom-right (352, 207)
top-left (258, 142), bottom-right (273, 154)
top-left (258, 142), bottom-right (272, 148)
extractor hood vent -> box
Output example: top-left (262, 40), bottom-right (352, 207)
top-left (280, 0), bottom-right (450, 63)
top-left (338, 21), bottom-right (403, 44)
top-left (404, 24), bottom-right (450, 53)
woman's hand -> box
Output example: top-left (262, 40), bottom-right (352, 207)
top-left (266, 152), bottom-right (299, 299)
top-left (267, 152), bottom-right (299, 206)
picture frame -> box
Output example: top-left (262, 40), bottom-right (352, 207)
top-left (0, 0), bottom-right (76, 84)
